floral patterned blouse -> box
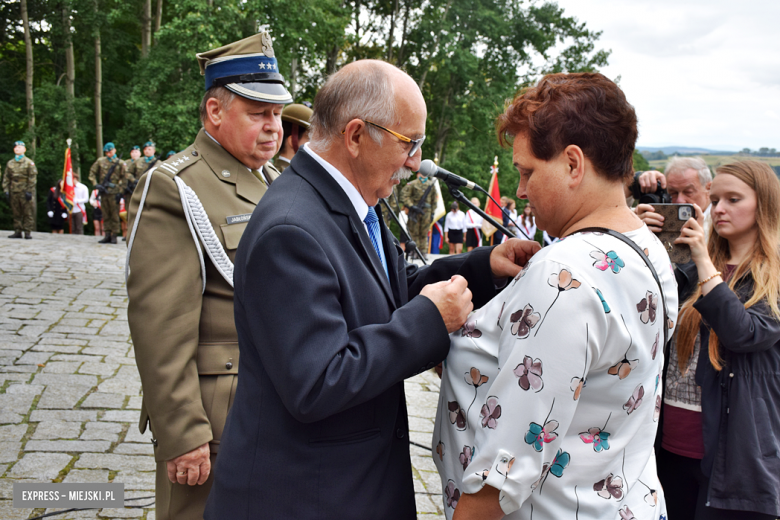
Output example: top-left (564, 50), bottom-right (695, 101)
top-left (433, 227), bottom-right (678, 520)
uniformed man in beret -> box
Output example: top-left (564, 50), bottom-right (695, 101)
top-left (127, 141), bottom-right (159, 181)
top-left (401, 170), bottom-right (440, 257)
top-left (89, 142), bottom-right (129, 244)
top-left (127, 145), bottom-right (141, 170)
top-left (125, 31), bottom-right (291, 520)
top-left (3, 141), bottom-right (37, 239)
top-left (273, 102), bottom-right (312, 173)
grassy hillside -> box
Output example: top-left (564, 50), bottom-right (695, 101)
top-left (648, 155), bottom-right (780, 172)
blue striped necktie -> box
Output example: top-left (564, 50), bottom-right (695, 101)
top-left (363, 207), bottom-right (389, 279)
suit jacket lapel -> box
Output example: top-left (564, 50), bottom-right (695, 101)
top-left (290, 152), bottom-right (396, 309)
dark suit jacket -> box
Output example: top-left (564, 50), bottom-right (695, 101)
top-left (204, 150), bottom-right (498, 519)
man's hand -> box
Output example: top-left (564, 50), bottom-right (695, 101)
top-left (635, 203), bottom-right (664, 233)
top-left (637, 170), bottom-right (666, 193)
top-left (420, 275), bottom-right (473, 333)
top-left (489, 238), bottom-right (541, 279)
top-left (166, 442), bottom-right (210, 486)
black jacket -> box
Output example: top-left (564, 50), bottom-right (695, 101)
top-left (679, 264), bottom-right (780, 516)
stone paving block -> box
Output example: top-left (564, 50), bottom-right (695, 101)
top-left (32, 421), bottom-right (82, 440)
top-left (60, 318), bottom-right (91, 328)
top-left (51, 326), bottom-right (101, 335)
top-left (34, 373), bottom-right (98, 387)
top-left (97, 378), bottom-right (141, 396)
top-left (15, 351), bottom-right (52, 365)
top-left (82, 393), bottom-right (125, 409)
top-left (42, 508), bottom-right (102, 519)
top-left (80, 362), bottom-right (120, 377)
top-left (126, 397), bottom-right (141, 410)
top-left (38, 384), bottom-right (93, 410)
top-left (408, 416), bottom-right (435, 433)
top-left (37, 310), bottom-right (66, 321)
top-left (0, 393), bottom-right (35, 414)
top-left (4, 383), bottom-right (44, 396)
top-left (0, 442), bottom-right (21, 463)
top-left (100, 411), bottom-right (138, 423)
top-left (98, 506), bottom-right (144, 517)
top-left (0, 499), bottom-right (34, 520)
top-left (419, 469), bottom-right (443, 494)
top-left (63, 469), bottom-right (109, 483)
top-left (38, 337), bottom-right (87, 346)
top-left (0, 364), bottom-right (38, 373)
top-left (122, 427), bottom-right (150, 444)
top-left (103, 356), bottom-right (137, 366)
top-left (112, 442), bottom-right (153, 455)
top-left (411, 454), bottom-right (438, 473)
top-left (0, 425), bottom-right (27, 442)
top-left (17, 324), bottom-right (49, 337)
top-left (415, 493), bottom-right (441, 513)
top-left (30, 410), bottom-right (98, 423)
top-left (52, 354), bottom-right (102, 363)
top-left (0, 350), bottom-right (22, 364)
top-left (81, 422), bottom-right (122, 442)
top-left (76, 454), bottom-right (155, 473)
top-left (0, 373), bottom-right (31, 383)
top-left (32, 343), bottom-right (83, 353)
top-left (0, 412), bottom-right (23, 424)
top-left (82, 346), bottom-right (118, 357)
top-left (0, 478), bottom-right (20, 498)
top-left (26, 440), bottom-right (112, 452)
top-left (9, 452), bottom-right (73, 479)
top-left (42, 361), bottom-right (84, 374)
top-left (0, 340), bottom-right (35, 351)
top-left (83, 307), bottom-right (117, 316)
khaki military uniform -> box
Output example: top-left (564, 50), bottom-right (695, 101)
top-left (89, 156), bottom-right (129, 234)
top-left (400, 177), bottom-right (439, 254)
top-left (272, 155), bottom-right (291, 173)
top-left (127, 156), bottom-right (159, 181)
top-left (126, 129), bottom-right (279, 520)
top-left (3, 156), bottom-right (37, 233)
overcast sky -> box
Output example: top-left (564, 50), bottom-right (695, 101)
top-left (550, 0), bottom-right (780, 151)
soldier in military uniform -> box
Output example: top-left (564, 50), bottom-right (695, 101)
top-left (400, 170), bottom-right (439, 256)
top-left (274, 102), bottom-right (312, 173)
top-left (125, 32), bottom-right (291, 520)
top-left (126, 145), bottom-right (141, 170)
top-left (88, 142), bottom-right (129, 244)
top-left (3, 141), bottom-right (37, 239)
top-left (127, 141), bottom-right (159, 182)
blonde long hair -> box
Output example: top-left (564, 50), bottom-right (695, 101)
top-left (676, 161), bottom-right (780, 371)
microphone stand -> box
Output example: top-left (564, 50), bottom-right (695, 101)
top-left (445, 183), bottom-right (532, 241)
top-left (379, 198), bottom-right (428, 265)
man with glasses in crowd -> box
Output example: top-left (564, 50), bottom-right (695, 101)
top-left (205, 59), bottom-right (539, 519)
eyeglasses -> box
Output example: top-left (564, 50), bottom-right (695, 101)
top-left (362, 120), bottom-right (425, 157)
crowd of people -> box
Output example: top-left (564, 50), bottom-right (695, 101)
top-left (3, 29), bottom-right (778, 520)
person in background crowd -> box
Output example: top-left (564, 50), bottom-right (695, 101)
top-left (126, 145), bottom-right (141, 171)
top-left (492, 196), bottom-right (509, 245)
top-left (518, 203), bottom-right (536, 241)
top-left (464, 196), bottom-right (483, 251)
top-left (657, 160), bottom-right (780, 520)
top-left (402, 169), bottom-right (439, 257)
top-left (430, 215), bottom-right (445, 254)
top-left (634, 156), bottom-right (713, 238)
top-left (444, 201), bottom-right (467, 254)
top-left (505, 198), bottom-right (519, 236)
top-left (434, 71), bottom-right (676, 520)
top-left (3, 140), bottom-right (37, 239)
top-left (542, 230), bottom-right (560, 247)
top-left (127, 141), bottom-right (159, 181)
top-left (69, 172), bottom-right (89, 235)
top-left (89, 188), bottom-right (103, 236)
top-left (126, 32), bottom-right (288, 520)
top-left (274, 103), bottom-right (313, 173)
top-left (165, 150), bottom-right (176, 160)
top-left (46, 181), bottom-right (68, 234)
top-left (89, 142), bottom-right (129, 244)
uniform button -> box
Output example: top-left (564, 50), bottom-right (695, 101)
top-left (151, 438), bottom-right (158, 447)
top-left (192, 151), bottom-right (198, 156)
top-left (225, 361), bottom-right (233, 370)
top-left (396, 428), bottom-right (405, 439)
top-left (729, 372), bottom-right (734, 378)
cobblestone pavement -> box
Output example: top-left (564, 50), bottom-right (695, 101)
top-left (0, 232), bottom-right (446, 519)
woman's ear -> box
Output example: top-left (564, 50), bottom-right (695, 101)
top-left (564, 144), bottom-right (586, 188)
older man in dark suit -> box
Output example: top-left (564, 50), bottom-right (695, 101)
top-left (205, 59), bottom-right (539, 519)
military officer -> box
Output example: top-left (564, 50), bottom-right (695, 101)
top-left (400, 170), bottom-right (439, 256)
top-left (88, 142), bottom-right (128, 244)
top-left (125, 31), bottom-right (291, 520)
top-left (3, 141), bottom-right (37, 239)
top-left (274, 102), bottom-right (312, 172)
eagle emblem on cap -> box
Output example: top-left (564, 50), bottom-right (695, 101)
top-left (261, 32), bottom-right (275, 58)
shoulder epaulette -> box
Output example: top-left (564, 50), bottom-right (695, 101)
top-left (155, 147), bottom-right (201, 176)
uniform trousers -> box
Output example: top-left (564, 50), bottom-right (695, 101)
top-left (70, 213), bottom-right (84, 235)
top-left (101, 195), bottom-right (121, 234)
top-left (10, 193), bottom-right (34, 232)
top-left (406, 216), bottom-right (431, 254)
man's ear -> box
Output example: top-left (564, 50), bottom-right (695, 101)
top-left (205, 97), bottom-right (223, 128)
top-left (705, 180), bottom-right (712, 192)
top-left (343, 119), bottom-right (365, 159)
top-left (564, 144), bottom-right (586, 188)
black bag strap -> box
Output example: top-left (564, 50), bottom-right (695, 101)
top-left (416, 181), bottom-right (435, 209)
top-left (576, 227), bottom-right (668, 346)
top-left (101, 160), bottom-right (119, 186)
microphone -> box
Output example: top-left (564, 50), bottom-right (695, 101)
top-left (418, 160), bottom-right (478, 190)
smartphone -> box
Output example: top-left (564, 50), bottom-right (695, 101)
top-left (649, 203), bottom-right (695, 264)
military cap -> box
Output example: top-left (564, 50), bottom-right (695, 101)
top-left (132, 145), bottom-right (141, 151)
top-left (144, 141), bottom-right (155, 148)
top-left (14, 141), bottom-right (25, 146)
top-left (104, 142), bottom-right (116, 152)
top-left (166, 150), bottom-right (176, 159)
top-left (196, 32), bottom-right (292, 105)
top-left (282, 104), bottom-right (313, 129)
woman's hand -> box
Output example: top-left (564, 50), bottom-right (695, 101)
top-left (674, 203), bottom-right (708, 264)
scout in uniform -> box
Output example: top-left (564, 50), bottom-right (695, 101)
top-left (88, 142), bottom-right (129, 244)
top-left (3, 140), bottom-right (37, 239)
top-left (274, 102), bottom-right (312, 172)
top-left (401, 170), bottom-right (439, 256)
top-left (125, 31), bottom-right (291, 520)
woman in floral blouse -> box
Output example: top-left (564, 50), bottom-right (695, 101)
top-left (433, 73), bottom-right (678, 520)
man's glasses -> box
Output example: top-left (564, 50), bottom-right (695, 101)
top-left (362, 120), bottom-right (425, 157)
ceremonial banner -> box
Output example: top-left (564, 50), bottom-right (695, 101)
top-left (482, 157), bottom-right (502, 239)
top-left (61, 145), bottom-right (75, 213)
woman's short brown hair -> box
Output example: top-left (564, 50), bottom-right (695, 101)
top-left (497, 72), bottom-right (638, 183)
